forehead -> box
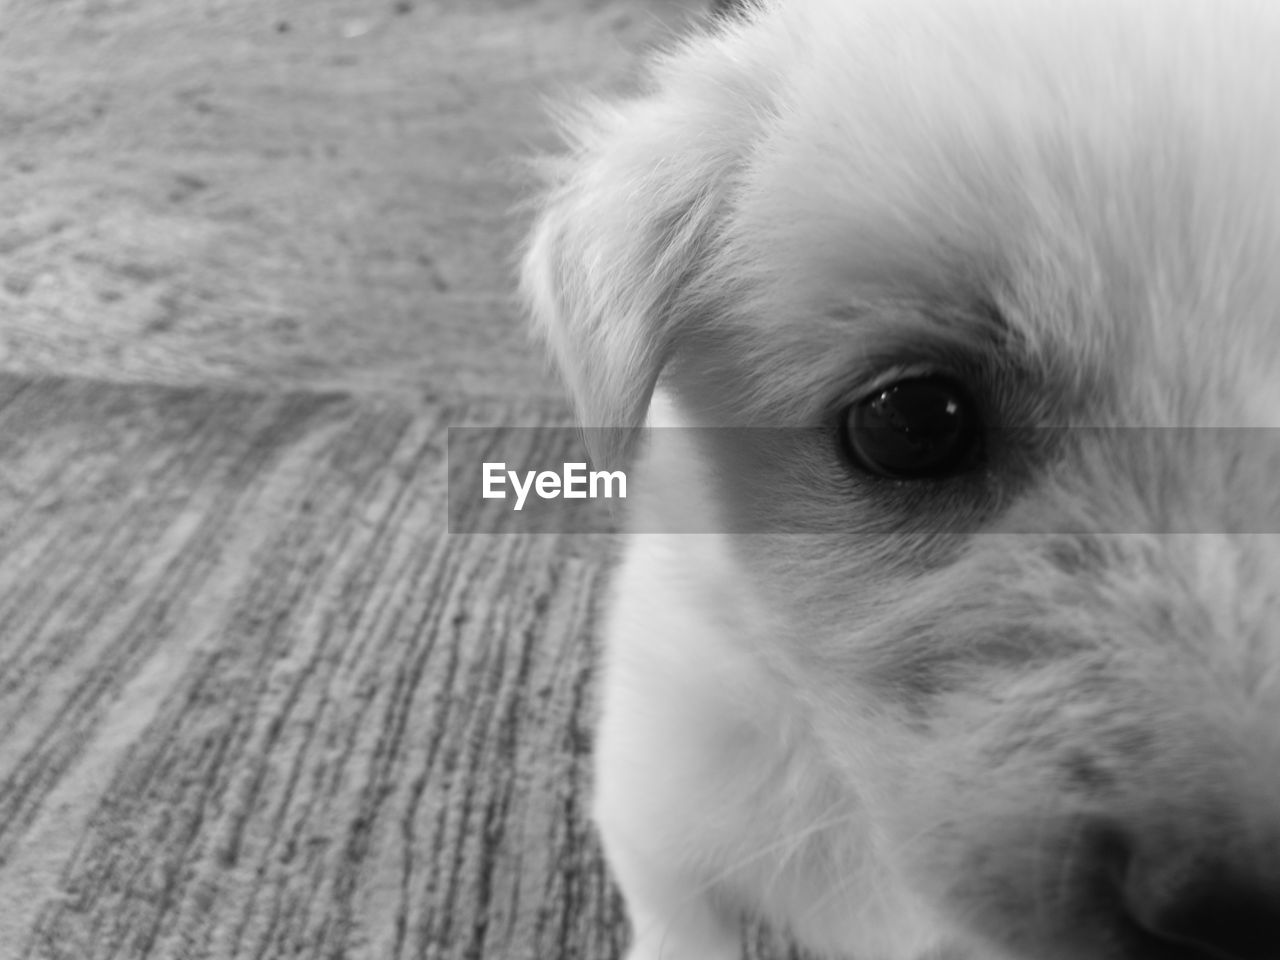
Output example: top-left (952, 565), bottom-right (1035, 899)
top-left (707, 0), bottom-right (1280, 428)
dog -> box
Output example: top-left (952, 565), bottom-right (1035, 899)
top-left (520, 1), bottom-right (1280, 957)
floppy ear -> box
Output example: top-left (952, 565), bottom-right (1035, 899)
top-left (520, 29), bottom-right (767, 468)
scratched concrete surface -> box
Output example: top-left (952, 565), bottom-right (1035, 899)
top-left (0, 377), bottom-right (619, 960)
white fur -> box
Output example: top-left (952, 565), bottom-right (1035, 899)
top-left (522, 1), bottom-right (1280, 958)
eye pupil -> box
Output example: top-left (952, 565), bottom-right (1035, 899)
top-left (844, 377), bottom-right (978, 479)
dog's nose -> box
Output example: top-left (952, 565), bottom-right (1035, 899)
top-left (1121, 853), bottom-right (1280, 960)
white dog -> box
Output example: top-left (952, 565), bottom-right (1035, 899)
top-left (521, 1), bottom-right (1280, 958)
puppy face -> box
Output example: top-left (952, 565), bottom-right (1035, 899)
top-left (524, 0), bottom-right (1280, 956)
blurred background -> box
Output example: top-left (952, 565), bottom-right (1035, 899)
top-left (0, 2), bottom-right (795, 959)
top-left (0, 0), bottom-right (702, 399)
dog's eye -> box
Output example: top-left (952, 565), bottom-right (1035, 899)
top-left (842, 377), bottom-right (980, 479)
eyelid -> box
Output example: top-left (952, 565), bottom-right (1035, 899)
top-left (826, 335), bottom-right (1000, 423)
top-left (858, 364), bottom-right (947, 396)
top-left (839, 363), bottom-right (954, 413)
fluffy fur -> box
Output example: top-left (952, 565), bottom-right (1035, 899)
top-left (521, 1), bottom-right (1280, 958)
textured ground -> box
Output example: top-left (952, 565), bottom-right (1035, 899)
top-left (0, 0), bottom-right (693, 399)
top-left (0, 378), bottom-right (617, 960)
top-left (0, 0), bottom-right (810, 957)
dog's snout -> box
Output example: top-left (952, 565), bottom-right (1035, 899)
top-left (1120, 846), bottom-right (1280, 960)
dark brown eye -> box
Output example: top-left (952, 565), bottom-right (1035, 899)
top-left (842, 376), bottom-right (980, 479)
